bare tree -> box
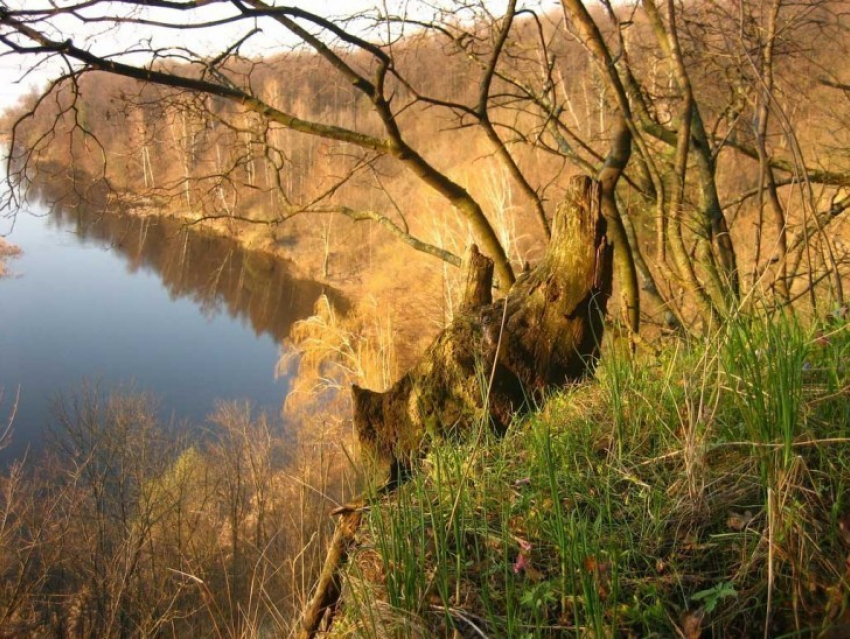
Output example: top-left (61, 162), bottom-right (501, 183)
top-left (1, 0), bottom-right (848, 326)
top-left (0, 1), bottom-right (519, 287)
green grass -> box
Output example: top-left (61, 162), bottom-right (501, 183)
top-left (333, 313), bottom-right (850, 637)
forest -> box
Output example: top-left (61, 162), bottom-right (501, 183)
top-left (1, 0), bottom-right (849, 635)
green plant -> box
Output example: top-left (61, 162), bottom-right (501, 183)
top-left (336, 313), bottom-right (850, 637)
top-left (691, 581), bottom-right (738, 613)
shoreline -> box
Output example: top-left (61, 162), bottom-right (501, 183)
top-left (112, 196), bottom-right (378, 303)
top-left (112, 195), bottom-right (447, 366)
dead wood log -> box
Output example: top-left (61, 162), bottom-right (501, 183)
top-left (459, 244), bottom-right (495, 313)
top-left (353, 175), bottom-right (613, 481)
top-left (297, 505), bottom-right (363, 639)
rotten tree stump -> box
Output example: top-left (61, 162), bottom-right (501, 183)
top-left (353, 176), bottom-right (613, 481)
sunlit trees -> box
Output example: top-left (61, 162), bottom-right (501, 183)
top-left (1, 3), bottom-right (849, 631)
top-left (401, 0), bottom-right (849, 323)
top-left (1, 0), bottom-right (848, 325)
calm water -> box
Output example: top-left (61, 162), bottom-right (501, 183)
top-left (0, 204), bottom-right (333, 463)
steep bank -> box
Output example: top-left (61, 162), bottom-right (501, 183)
top-left (323, 314), bottom-right (850, 637)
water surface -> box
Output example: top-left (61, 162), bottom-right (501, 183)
top-left (0, 205), bottom-right (331, 463)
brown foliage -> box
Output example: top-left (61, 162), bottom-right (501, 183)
top-left (2, 0), bottom-right (849, 328)
top-left (0, 388), bottom-right (354, 637)
top-left (0, 238), bottom-right (20, 279)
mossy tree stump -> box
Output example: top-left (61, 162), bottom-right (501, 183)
top-left (353, 175), bottom-right (613, 482)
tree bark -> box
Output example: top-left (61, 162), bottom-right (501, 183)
top-left (459, 244), bottom-right (495, 313)
top-left (598, 114), bottom-right (639, 334)
top-left (353, 176), bottom-right (613, 480)
top-left (297, 508), bottom-right (362, 639)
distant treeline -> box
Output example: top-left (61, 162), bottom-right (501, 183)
top-left (2, 2), bottom-right (848, 320)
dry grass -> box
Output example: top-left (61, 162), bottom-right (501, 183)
top-left (0, 387), bottom-right (358, 637)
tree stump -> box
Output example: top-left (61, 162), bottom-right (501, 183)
top-left (353, 176), bottom-right (613, 481)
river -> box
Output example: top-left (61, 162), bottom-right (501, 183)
top-left (0, 203), bottom-right (335, 464)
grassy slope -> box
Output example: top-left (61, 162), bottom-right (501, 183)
top-left (332, 313), bottom-right (850, 637)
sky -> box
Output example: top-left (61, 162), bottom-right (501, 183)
top-left (0, 0), bottom-right (410, 107)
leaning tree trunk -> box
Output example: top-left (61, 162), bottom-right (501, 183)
top-left (353, 175), bottom-right (613, 482)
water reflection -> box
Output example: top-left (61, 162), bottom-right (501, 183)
top-left (49, 207), bottom-right (343, 343)
top-left (0, 188), bottom-right (345, 464)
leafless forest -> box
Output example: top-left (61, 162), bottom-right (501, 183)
top-left (1, 0), bottom-right (849, 634)
top-left (4, 0), bottom-right (849, 329)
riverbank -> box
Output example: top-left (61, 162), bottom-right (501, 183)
top-left (323, 313), bottom-right (850, 637)
top-left (76, 193), bottom-right (850, 635)
top-left (113, 193), bottom-right (453, 370)
top-left (0, 204), bottom-right (362, 636)
top-left (0, 237), bottom-right (20, 277)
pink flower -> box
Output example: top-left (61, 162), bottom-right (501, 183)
top-left (513, 553), bottom-right (528, 574)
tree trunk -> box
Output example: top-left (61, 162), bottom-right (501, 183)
top-left (353, 176), bottom-right (613, 481)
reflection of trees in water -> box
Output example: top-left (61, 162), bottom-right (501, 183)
top-left (36, 187), bottom-right (346, 342)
